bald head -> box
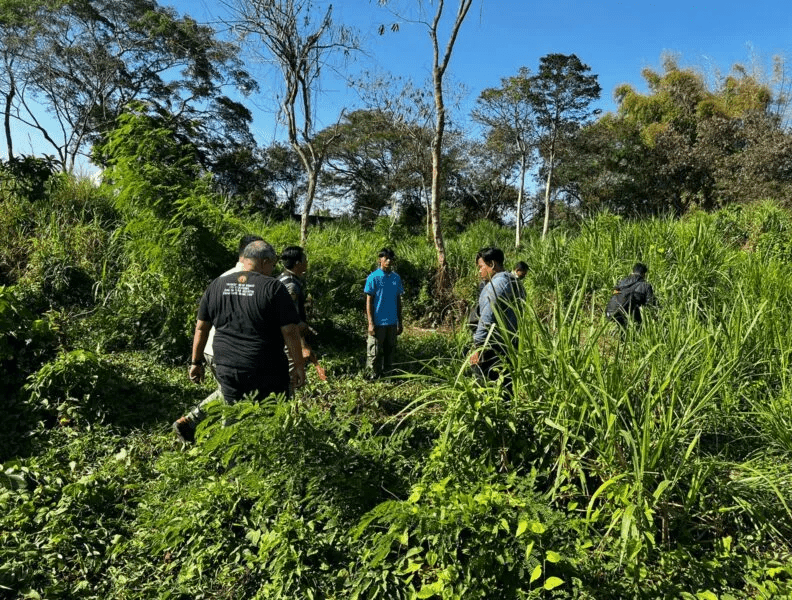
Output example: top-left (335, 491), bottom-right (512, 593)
top-left (241, 240), bottom-right (277, 275)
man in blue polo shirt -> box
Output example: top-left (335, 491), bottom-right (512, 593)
top-left (364, 247), bottom-right (404, 378)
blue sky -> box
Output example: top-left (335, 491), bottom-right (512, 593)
top-left (178, 0), bottom-right (792, 142)
top-left (7, 0), bottom-right (791, 169)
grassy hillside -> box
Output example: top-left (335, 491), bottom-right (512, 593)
top-left (2, 174), bottom-right (792, 598)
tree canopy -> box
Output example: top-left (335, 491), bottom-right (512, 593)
top-left (1, 0), bottom-right (256, 172)
top-left (3, 1), bottom-right (792, 235)
top-left (555, 56), bottom-right (792, 216)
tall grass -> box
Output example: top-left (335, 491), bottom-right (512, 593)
top-left (412, 207), bottom-right (792, 592)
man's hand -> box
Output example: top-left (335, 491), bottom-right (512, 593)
top-left (470, 351), bottom-right (480, 366)
top-left (189, 363), bottom-right (205, 383)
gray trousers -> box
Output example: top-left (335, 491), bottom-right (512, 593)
top-left (366, 325), bottom-right (398, 377)
top-left (186, 352), bottom-right (224, 423)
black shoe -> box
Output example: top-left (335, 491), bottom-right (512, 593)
top-left (172, 417), bottom-right (195, 443)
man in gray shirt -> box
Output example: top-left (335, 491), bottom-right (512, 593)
top-left (470, 247), bottom-right (526, 386)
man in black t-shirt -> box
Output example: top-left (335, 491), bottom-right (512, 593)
top-left (174, 240), bottom-right (305, 443)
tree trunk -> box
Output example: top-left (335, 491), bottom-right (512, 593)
top-left (430, 141), bottom-right (448, 284)
top-left (431, 81), bottom-right (449, 292)
top-left (515, 153), bottom-right (526, 247)
top-left (542, 143), bottom-right (555, 240)
top-left (423, 178), bottom-right (432, 242)
top-left (3, 72), bottom-right (14, 161)
top-left (300, 168), bottom-right (318, 246)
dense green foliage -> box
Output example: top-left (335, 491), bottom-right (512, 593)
top-left (557, 56), bottom-right (792, 217)
top-left (2, 170), bottom-right (792, 599)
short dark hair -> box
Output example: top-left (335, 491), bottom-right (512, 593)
top-left (281, 246), bottom-right (305, 269)
top-left (242, 240), bottom-right (276, 262)
top-left (514, 261), bottom-right (528, 272)
top-left (378, 247), bottom-right (396, 260)
top-left (237, 234), bottom-right (264, 257)
top-left (632, 262), bottom-right (648, 276)
top-left (476, 247), bottom-right (504, 267)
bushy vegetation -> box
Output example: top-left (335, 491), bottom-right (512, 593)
top-left (2, 170), bottom-right (792, 599)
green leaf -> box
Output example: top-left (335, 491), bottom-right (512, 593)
top-left (525, 541), bottom-right (535, 560)
top-left (516, 519), bottom-right (528, 537)
top-left (398, 529), bottom-right (409, 546)
top-left (397, 561), bottom-right (422, 575)
top-left (529, 564), bottom-right (542, 583)
top-left (543, 576), bottom-right (564, 590)
top-left (416, 581), bottom-right (444, 598)
top-left (245, 529), bottom-right (262, 545)
top-left (543, 417), bottom-right (566, 432)
top-left (545, 550), bottom-right (562, 563)
top-left (652, 479), bottom-right (672, 501)
top-left (695, 592), bottom-right (718, 600)
top-left (530, 521), bottom-right (546, 534)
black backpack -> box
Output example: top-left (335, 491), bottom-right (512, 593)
top-left (605, 278), bottom-right (641, 320)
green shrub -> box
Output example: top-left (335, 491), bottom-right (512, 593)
top-left (0, 285), bottom-right (58, 458)
top-left (348, 476), bottom-right (575, 599)
top-left (0, 155), bottom-right (59, 201)
top-left (24, 350), bottom-right (126, 427)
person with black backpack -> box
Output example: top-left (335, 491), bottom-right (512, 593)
top-left (605, 262), bottom-right (655, 329)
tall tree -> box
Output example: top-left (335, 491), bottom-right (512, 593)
top-left (225, 0), bottom-right (357, 244)
top-left (445, 138), bottom-right (518, 224)
top-left (2, 0), bottom-right (256, 172)
top-left (529, 53), bottom-right (600, 239)
top-left (377, 0), bottom-right (474, 293)
top-left (426, 0), bottom-right (472, 289)
top-left (615, 57), bottom-right (782, 213)
top-left (318, 108), bottom-right (433, 224)
top-left (472, 66), bottom-right (536, 247)
top-left (554, 55), bottom-right (792, 217)
top-left (0, 0), bottom-right (60, 161)
top-left (353, 73), bottom-right (438, 238)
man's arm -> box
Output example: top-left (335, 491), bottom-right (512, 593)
top-left (366, 294), bottom-right (375, 336)
top-left (189, 319), bottom-right (212, 383)
top-left (473, 286), bottom-right (496, 347)
top-left (470, 286), bottom-right (494, 365)
top-left (282, 323), bottom-right (306, 389)
top-left (283, 283), bottom-right (317, 340)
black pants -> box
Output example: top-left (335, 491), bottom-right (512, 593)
top-left (473, 348), bottom-right (513, 399)
top-left (215, 364), bottom-right (289, 404)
